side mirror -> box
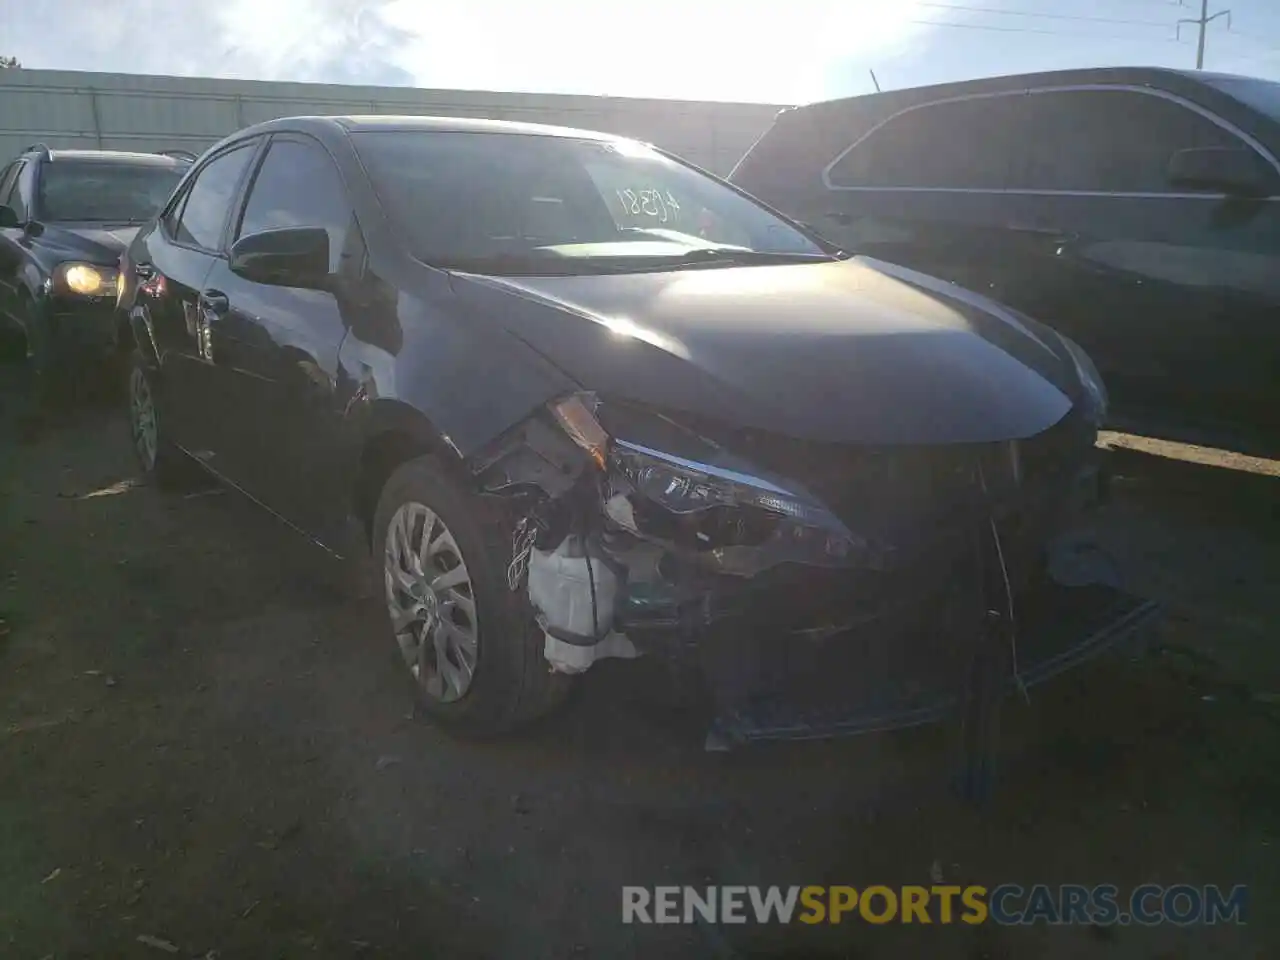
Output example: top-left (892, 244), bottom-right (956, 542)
top-left (1167, 147), bottom-right (1273, 198)
top-left (229, 227), bottom-right (332, 290)
top-left (0, 204), bottom-right (20, 229)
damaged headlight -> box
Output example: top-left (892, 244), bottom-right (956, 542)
top-left (550, 395), bottom-right (889, 577)
top-left (1058, 334), bottom-right (1108, 423)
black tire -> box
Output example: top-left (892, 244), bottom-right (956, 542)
top-left (0, 323), bottom-right (25, 364)
top-left (22, 298), bottom-right (75, 411)
top-left (94, 345), bottom-right (131, 408)
top-left (126, 348), bottom-right (206, 492)
top-left (372, 455), bottom-right (572, 737)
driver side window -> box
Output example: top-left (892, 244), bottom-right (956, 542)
top-left (235, 137), bottom-right (352, 273)
top-left (1011, 88), bottom-right (1271, 193)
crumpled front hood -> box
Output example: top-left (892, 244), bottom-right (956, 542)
top-left (451, 256), bottom-right (1077, 445)
top-left (41, 222), bottom-right (140, 262)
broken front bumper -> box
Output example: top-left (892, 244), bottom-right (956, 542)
top-left (699, 577), bottom-right (1160, 747)
top-left (611, 459), bottom-right (1159, 747)
top-left (512, 393), bottom-right (1157, 746)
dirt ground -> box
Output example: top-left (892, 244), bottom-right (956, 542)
top-left (1, 355), bottom-right (1277, 959)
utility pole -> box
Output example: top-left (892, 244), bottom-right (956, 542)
top-left (1177, 0), bottom-right (1231, 70)
top-left (869, 69), bottom-right (882, 93)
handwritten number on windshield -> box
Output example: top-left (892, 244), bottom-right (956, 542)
top-left (616, 188), bottom-right (681, 223)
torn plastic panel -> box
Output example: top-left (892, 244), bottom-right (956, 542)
top-left (480, 394), bottom-right (906, 676)
top-left (472, 413), bottom-right (590, 500)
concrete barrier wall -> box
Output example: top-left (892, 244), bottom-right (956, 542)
top-left (0, 69), bottom-right (785, 175)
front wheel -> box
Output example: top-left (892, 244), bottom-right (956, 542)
top-left (373, 455), bottom-right (572, 737)
top-left (23, 299), bottom-right (74, 411)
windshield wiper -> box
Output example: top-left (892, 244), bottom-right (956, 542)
top-left (655, 248), bottom-right (841, 267)
top-left (433, 253), bottom-right (632, 276)
top-left (62, 217), bottom-right (143, 224)
top-left (431, 249), bottom-right (843, 277)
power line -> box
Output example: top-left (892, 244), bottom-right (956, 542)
top-left (908, 18), bottom-right (1190, 42)
top-left (1218, 29), bottom-right (1280, 63)
top-left (1227, 29), bottom-right (1280, 53)
top-left (917, 3), bottom-right (1174, 28)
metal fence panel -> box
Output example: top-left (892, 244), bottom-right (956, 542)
top-left (0, 69), bottom-right (785, 174)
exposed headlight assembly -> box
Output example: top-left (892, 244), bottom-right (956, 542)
top-left (57, 262), bottom-right (119, 297)
top-left (550, 394), bottom-right (889, 577)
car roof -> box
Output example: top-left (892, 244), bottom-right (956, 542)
top-left (791, 65), bottom-right (1260, 110)
top-left (36, 148), bottom-right (187, 167)
top-left (232, 114), bottom-right (623, 144)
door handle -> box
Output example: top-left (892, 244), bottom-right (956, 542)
top-left (199, 289), bottom-right (229, 314)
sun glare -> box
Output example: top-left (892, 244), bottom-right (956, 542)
top-left (384, 1), bottom-right (927, 103)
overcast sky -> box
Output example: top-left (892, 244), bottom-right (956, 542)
top-left (3, 0), bottom-right (1280, 103)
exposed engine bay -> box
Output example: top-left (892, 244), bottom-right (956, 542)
top-left (472, 392), bottom-right (1156, 752)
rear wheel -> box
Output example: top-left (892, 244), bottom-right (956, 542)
top-left (127, 349), bottom-right (204, 491)
top-left (373, 455), bottom-right (571, 737)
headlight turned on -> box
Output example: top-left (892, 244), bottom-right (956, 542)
top-left (59, 262), bottom-right (118, 297)
top-left (548, 394), bottom-right (889, 577)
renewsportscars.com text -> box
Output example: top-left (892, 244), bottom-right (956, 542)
top-left (622, 884), bottom-right (1248, 926)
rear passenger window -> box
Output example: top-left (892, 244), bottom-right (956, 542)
top-left (1013, 89), bottom-right (1262, 193)
top-left (826, 95), bottom-right (1022, 190)
top-left (173, 144), bottom-right (255, 250)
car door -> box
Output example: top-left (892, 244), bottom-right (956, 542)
top-left (817, 92), bottom-right (1029, 303)
top-left (134, 141), bottom-right (260, 459)
top-left (999, 85), bottom-right (1280, 434)
top-left (197, 134), bottom-right (360, 541)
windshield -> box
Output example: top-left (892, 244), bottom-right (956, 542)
top-left (1207, 76), bottom-right (1280, 122)
top-left (38, 160), bottom-right (185, 222)
top-left (352, 130), bottom-right (829, 273)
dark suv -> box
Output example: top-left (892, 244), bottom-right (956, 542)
top-left (0, 144), bottom-right (190, 397)
top-left (731, 67), bottom-right (1280, 452)
top-left (118, 116), bottom-right (1156, 746)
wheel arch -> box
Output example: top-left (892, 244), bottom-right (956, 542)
top-left (16, 261), bottom-right (46, 304)
top-left (353, 398), bottom-right (467, 541)
top-left (124, 306), bottom-right (160, 367)
top-left (11, 274), bottom-right (39, 322)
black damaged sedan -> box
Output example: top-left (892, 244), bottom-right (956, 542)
top-left (117, 116), bottom-right (1157, 744)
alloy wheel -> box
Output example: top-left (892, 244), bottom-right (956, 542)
top-left (383, 501), bottom-right (479, 703)
top-left (129, 365), bottom-right (158, 471)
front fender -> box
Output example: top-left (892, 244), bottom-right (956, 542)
top-left (347, 286), bottom-right (577, 461)
top-left (15, 259), bottom-right (49, 308)
top-left (362, 397), bottom-right (459, 459)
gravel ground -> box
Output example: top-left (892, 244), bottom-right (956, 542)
top-left (1, 357), bottom-right (1277, 959)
